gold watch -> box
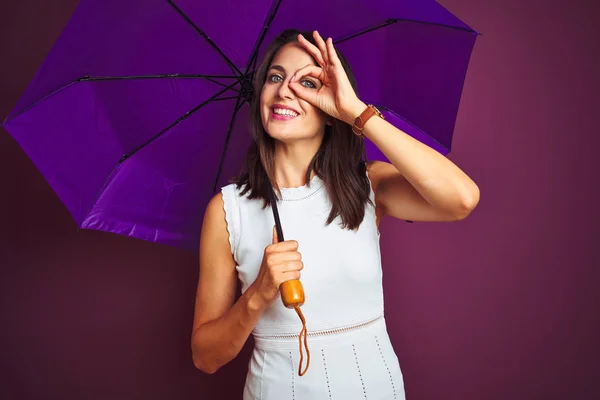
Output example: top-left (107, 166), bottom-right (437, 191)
top-left (352, 105), bottom-right (384, 137)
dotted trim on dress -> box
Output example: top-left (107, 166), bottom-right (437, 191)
top-left (281, 185), bottom-right (324, 201)
top-left (289, 351), bottom-right (295, 400)
top-left (375, 336), bottom-right (397, 399)
top-left (321, 349), bottom-right (333, 399)
top-left (260, 348), bottom-right (266, 400)
top-left (352, 344), bottom-right (368, 399)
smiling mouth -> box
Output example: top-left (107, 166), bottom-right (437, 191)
top-left (272, 107), bottom-right (299, 118)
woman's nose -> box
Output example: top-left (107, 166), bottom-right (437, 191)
top-left (276, 78), bottom-right (295, 99)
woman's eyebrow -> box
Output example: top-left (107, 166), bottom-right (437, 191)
top-left (268, 65), bottom-right (286, 74)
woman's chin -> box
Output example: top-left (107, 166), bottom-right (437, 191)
top-left (266, 126), bottom-right (297, 139)
top-left (268, 130), bottom-right (319, 143)
top-left (269, 132), bottom-right (299, 143)
top-left (264, 121), bottom-right (325, 143)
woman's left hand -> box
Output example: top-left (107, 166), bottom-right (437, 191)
top-left (289, 31), bottom-right (366, 125)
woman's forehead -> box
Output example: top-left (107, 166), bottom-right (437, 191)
top-left (269, 43), bottom-right (317, 71)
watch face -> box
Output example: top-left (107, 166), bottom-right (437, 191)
top-left (371, 105), bottom-right (384, 119)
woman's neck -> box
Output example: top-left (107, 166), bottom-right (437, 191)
top-left (272, 143), bottom-right (319, 188)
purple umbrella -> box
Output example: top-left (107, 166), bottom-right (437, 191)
top-left (2, 0), bottom-right (478, 251)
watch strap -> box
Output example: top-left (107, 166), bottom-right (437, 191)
top-left (352, 105), bottom-right (384, 136)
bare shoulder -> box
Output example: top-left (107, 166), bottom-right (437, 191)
top-left (193, 191), bottom-right (237, 332)
top-left (204, 191), bottom-right (227, 225)
top-left (200, 190), bottom-right (235, 266)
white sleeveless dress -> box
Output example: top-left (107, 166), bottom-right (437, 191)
top-left (221, 172), bottom-right (406, 400)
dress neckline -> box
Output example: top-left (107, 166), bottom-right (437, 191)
top-left (278, 174), bottom-right (324, 201)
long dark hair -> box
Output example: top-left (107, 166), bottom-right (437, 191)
top-left (232, 29), bottom-right (373, 230)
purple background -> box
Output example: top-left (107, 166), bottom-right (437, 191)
top-left (1, 0), bottom-right (598, 399)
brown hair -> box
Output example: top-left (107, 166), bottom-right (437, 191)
top-left (232, 29), bottom-right (373, 230)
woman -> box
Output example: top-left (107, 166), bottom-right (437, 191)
top-left (191, 29), bottom-right (479, 399)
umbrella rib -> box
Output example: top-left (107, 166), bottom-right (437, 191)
top-left (119, 81), bottom-right (241, 163)
top-left (334, 18), bottom-right (476, 45)
top-left (213, 95), bottom-right (247, 192)
top-left (84, 79), bottom-right (242, 227)
top-left (83, 73), bottom-right (242, 92)
top-left (82, 74), bottom-right (238, 80)
top-left (1, 74), bottom-right (241, 125)
top-left (212, 95), bottom-right (242, 102)
top-left (167, 0), bottom-right (243, 77)
top-left (244, 0), bottom-right (283, 74)
top-left (372, 103), bottom-right (448, 151)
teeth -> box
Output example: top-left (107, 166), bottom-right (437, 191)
top-left (274, 108), bottom-right (298, 117)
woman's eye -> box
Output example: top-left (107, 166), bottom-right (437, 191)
top-left (301, 79), bottom-right (316, 89)
top-left (269, 74), bottom-right (283, 83)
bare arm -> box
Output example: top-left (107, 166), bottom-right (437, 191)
top-left (191, 192), bottom-right (266, 374)
top-left (358, 110), bottom-right (480, 222)
top-left (367, 160), bottom-right (478, 223)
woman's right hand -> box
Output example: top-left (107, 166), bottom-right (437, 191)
top-left (251, 226), bottom-right (304, 307)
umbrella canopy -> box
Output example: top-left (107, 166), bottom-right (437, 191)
top-left (2, 0), bottom-right (478, 251)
